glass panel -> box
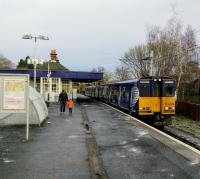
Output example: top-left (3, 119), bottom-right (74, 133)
top-left (165, 82), bottom-right (174, 97)
top-left (122, 87), bottom-right (126, 98)
top-left (140, 81), bottom-right (150, 97)
top-left (43, 77), bottom-right (49, 93)
top-left (153, 81), bottom-right (160, 97)
top-left (52, 78), bottom-right (59, 93)
top-left (62, 79), bottom-right (69, 92)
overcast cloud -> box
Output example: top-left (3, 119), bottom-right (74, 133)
top-left (0, 0), bottom-right (200, 71)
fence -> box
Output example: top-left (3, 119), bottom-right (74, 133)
top-left (176, 101), bottom-right (200, 121)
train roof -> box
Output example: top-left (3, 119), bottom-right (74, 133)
top-left (108, 79), bottom-right (138, 85)
top-left (140, 76), bottom-right (175, 80)
top-left (116, 79), bottom-right (138, 83)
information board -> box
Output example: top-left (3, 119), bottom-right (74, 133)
top-left (0, 74), bottom-right (29, 113)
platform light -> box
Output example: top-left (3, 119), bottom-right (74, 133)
top-left (22, 34), bottom-right (49, 89)
top-left (27, 58), bottom-right (44, 89)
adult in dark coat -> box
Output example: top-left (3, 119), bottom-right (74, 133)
top-left (58, 90), bottom-right (68, 112)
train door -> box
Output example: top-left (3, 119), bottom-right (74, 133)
top-left (118, 86), bottom-right (121, 106)
top-left (99, 86), bottom-right (103, 98)
top-left (119, 84), bottom-right (130, 110)
top-left (109, 85), bottom-right (118, 105)
top-left (108, 85), bottom-right (112, 103)
top-left (130, 84), bottom-right (139, 112)
top-left (95, 86), bottom-right (99, 98)
top-left (152, 79), bottom-right (161, 113)
top-left (104, 85), bottom-right (109, 101)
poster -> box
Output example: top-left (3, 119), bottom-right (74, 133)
top-left (3, 78), bottom-right (25, 110)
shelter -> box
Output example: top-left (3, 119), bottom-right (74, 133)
top-left (0, 86), bottom-right (48, 126)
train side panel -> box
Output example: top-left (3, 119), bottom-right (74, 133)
top-left (119, 83), bottom-right (131, 110)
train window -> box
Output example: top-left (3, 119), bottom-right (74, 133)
top-left (114, 87), bottom-right (118, 95)
top-left (139, 81), bottom-right (150, 97)
top-left (164, 81), bottom-right (174, 97)
top-left (153, 81), bottom-right (160, 97)
top-left (126, 91), bottom-right (129, 100)
top-left (122, 87), bottom-right (126, 98)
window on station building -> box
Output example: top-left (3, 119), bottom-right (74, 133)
top-left (43, 77), bottom-right (49, 93)
top-left (62, 79), bottom-right (70, 93)
top-left (36, 79), bottom-right (40, 93)
top-left (52, 78), bottom-right (59, 93)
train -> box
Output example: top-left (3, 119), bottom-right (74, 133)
top-left (85, 76), bottom-right (176, 126)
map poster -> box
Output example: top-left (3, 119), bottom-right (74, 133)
top-left (3, 78), bottom-right (26, 110)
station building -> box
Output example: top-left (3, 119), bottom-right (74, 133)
top-left (0, 50), bottom-right (103, 102)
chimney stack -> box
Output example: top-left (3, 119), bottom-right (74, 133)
top-left (50, 49), bottom-right (59, 62)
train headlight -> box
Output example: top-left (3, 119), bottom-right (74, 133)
top-left (164, 106), bottom-right (169, 110)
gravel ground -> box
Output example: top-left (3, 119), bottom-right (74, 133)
top-left (171, 116), bottom-right (200, 138)
top-left (164, 115), bottom-right (200, 150)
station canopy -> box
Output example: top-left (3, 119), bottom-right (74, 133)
top-left (0, 50), bottom-right (103, 82)
top-left (0, 69), bottom-right (103, 82)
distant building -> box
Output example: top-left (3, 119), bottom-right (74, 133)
top-left (0, 50), bottom-right (103, 102)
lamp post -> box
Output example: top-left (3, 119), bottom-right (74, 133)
top-left (22, 34), bottom-right (49, 89)
top-left (47, 61), bottom-right (51, 102)
top-left (27, 58), bottom-right (44, 89)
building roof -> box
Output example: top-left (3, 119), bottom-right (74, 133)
top-left (0, 69), bottom-right (103, 82)
top-left (38, 62), bottom-right (69, 72)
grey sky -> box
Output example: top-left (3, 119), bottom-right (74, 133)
top-left (0, 0), bottom-right (200, 71)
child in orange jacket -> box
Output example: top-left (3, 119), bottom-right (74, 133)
top-left (66, 100), bottom-right (75, 115)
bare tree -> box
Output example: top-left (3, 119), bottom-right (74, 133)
top-left (0, 54), bottom-right (15, 69)
top-left (147, 17), bottom-right (182, 76)
top-left (114, 65), bottom-right (132, 81)
top-left (120, 44), bottom-right (149, 78)
top-left (121, 11), bottom-right (199, 99)
top-left (91, 66), bottom-right (113, 84)
top-left (147, 16), bottom-right (199, 99)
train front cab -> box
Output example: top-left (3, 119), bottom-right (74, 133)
top-left (138, 79), bottom-right (154, 116)
top-left (138, 76), bottom-right (176, 126)
top-left (161, 77), bottom-right (176, 117)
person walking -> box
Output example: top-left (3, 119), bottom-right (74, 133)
top-left (58, 90), bottom-right (68, 113)
top-left (66, 99), bottom-right (75, 116)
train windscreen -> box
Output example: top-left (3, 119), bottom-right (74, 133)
top-left (139, 80), bottom-right (150, 97)
top-left (163, 81), bottom-right (175, 97)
